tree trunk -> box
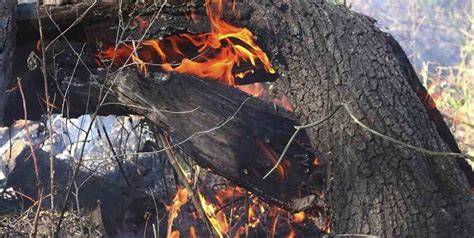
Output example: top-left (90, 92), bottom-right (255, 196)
top-left (241, 0), bottom-right (473, 236)
top-left (0, 0), bottom-right (16, 126)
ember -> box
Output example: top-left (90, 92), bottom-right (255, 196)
top-left (292, 211), bottom-right (305, 223)
top-left (194, 185), bottom-right (309, 237)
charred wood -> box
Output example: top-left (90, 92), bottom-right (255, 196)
top-left (110, 70), bottom-right (323, 212)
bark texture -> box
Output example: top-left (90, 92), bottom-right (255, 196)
top-left (112, 71), bottom-right (321, 211)
top-left (240, 0), bottom-right (473, 236)
top-left (0, 0), bottom-right (16, 125)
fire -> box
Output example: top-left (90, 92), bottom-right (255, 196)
top-left (272, 94), bottom-right (293, 112)
top-left (166, 188), bottom-right (189, 238)
top-left (214, 186), bottom-right (246, 205)
top-left (198, 192), bottom-right (229, 238)
top-left (286, 229), bottom-right (296, 238)
top-left (100, 0), bottom-right (274, 85)
top-left (247, 205), bottom-right (261, 228)
top-left (270, 211), bottom-right (280, 238)
top-left (257, 141), bottom-right (288, 180)
top-left (189, 226), bottom-right (197, 238)
top-left (169, 231), bottom-right (180, 238)
top-left (236, 83), bottom-right (266, 97)
top-left (98, 0), bottom-right (293, 111)
top-left (172, 185), bottom-right (312, 237)
top-left (36, 39), bottom-right (42, 52)
top-left (292, 211), bottom-right (305, 223)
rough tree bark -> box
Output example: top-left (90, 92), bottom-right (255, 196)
top-left (240, 0), bottom-right (473, 236)
top-left (0, 0), bottom-right (16, 125)
top-left (6, 0), bottom-right (473, 236)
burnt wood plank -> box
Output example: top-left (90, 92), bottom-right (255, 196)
top-left (111, 70), bottom-right (322, 212)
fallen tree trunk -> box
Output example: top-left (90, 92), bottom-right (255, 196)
top-left (6, 0), bottom-right (474, 236)
top-left (242, 0), bottom-right (473, 236)
top-left (0, 0), bottom-right (16, 125)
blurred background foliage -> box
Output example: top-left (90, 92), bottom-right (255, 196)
top-left (332, 0), bottom-right (473, 159)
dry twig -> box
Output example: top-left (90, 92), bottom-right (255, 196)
top-left (156, 130), bottom-right (219, 237)
top-left (264, 103), bottom-right (474, 179)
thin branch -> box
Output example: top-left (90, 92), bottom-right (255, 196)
top-left (17, 79), bottom-right (40, 180)
top-left (101, 102), bottom-right (201, 114)
top-left (156, 130), bottom-right (218, 237)
top-left (264, 103), bottom-right (473, 179)
top-left (36, 2), bottom-right (56, 226)
top-left (32, 188), bottom-right (44, 238)
top-left (97, 118), bottom-right (132, 187)
top-left (341, 103), bottom-right (474, 161)
top-left (263, 105), bottom-right (343, 179)
top-left (55, 2), bottom-right (168, 234)
top-left (44, 0), bottom-right (98, 51)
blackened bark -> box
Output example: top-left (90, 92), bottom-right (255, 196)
top-left (112, 71), bottom-right (321, 211)
top-left (240, 0), bottom-right (473, 236)
top-left (0, 0), bottom-right (16, 126)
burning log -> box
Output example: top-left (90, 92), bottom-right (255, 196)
top-left (110, 70), bottom-right (322, 212)
top-left (4, 0), bottom-right (474, 236)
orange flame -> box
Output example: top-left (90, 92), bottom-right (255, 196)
top-left (214, 186), bottom-right (246, 205)
top-left (36, 39), bottom-right (42, 52)
top-left (292, 211), bottom-right (305, 223)
top-left (236, 83), bottom-right (266, 97)
top-left (198, 192), bottom-right (229, 238)
top-left (270, 212), bottom-right (279, 238)
top-left (98, 0), bottom-right (286, 102)
top-left (272, 95), bottom-right (293, 112)
top-left (257, 141), bottom-right (287, 180)
top-left (247, 205), bottom-right (261, 229)
top-left (189, 226), bottom-right (197, 238)
top-left (189, 185), bottom-right (313, 237)
top-left (286, 228), bottom-right (296, 238)
top-left (169, 231), bottom-right (180, 238)
top-left (166, 188), bottom-right (189, 238)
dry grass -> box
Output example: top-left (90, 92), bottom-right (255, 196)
top-left (0, 209), bottom-right (103, 237)
top-left (421, 26), bottom-right (474, 157)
